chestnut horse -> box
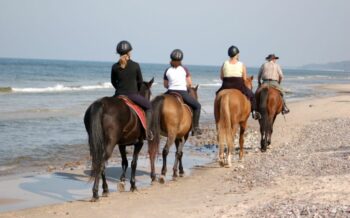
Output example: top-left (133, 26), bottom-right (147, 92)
top-left (83, 78), bottom-right (156, 201)
top-left (214, 76), bottom-right (253, 167)
top-left (255, 86), bottom-right (283, 152)
top-left (148, 86), bottom-right (199, 183)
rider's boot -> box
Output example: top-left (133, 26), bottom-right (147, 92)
top-left (282, 98), bottom-right (290, 115)
top-left (192, 109), bottom-right (202, 136)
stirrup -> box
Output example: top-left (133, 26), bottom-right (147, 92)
top-left (282, 108), bottom-right (290, 115)
top-left (252, 111), bottom-right (262, 120)
top-left (146, 130), bottom-right (154, 141)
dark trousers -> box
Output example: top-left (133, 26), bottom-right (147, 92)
top-left (115, 93), bottom-right (152, 110)
top-left (217, 77), bottom-right (257, 111)
top-left (166, 89), bottom-right (201, 128)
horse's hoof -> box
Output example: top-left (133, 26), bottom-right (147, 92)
top-left (179, 173), bottom-right (184, 177)
top-left (90, 197), bottom-right (99, 202)
top-left (102, 191), bottom-right (109, 197)
top-left (159, 176), bottom-right (165, 184)
top-left (261, 148), bottom-right (267, 153)
top-left (130, 186), bottom-right (138, 192)
top-left (173, 173), bottom-right (178, 178)
top-left (118, 182), bottom-right (125, 192)
top-left (225, 163), bottom-right (232, 168)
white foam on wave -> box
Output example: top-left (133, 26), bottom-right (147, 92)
top-left (12, 82), bottom-right (113, 93)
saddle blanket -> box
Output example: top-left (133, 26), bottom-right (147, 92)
top-left (117, 96), bottom-right (147, 130)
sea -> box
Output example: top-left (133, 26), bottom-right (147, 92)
top-left (0, 57), bottom-right (349, 176)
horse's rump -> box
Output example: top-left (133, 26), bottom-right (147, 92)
top-left (215, 89), bottom-right (251, 123)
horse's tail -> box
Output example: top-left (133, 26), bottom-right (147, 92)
top-left (218, 94), bottom-right (233, 145)
top-left (84, 100), bottom-right (105, 179)
top-left (148, 95), bottom-right (164, 157)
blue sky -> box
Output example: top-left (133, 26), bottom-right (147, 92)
top-left (0, 0), bottom-right (349, 67)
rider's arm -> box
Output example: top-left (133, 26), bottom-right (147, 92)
top-left (184, 66), bottom-right (192, 88)
top-left (136, 63), bottom-right (143, 91)
top-left (277, 64), bottom-right (283, 84)
top-left (163, 80), bottom-right (169, 89)
top-left (257, 64), bottom-right (263, 85)
top-left (242, 64), bottom-right (247, 81)
top-left (220, 64), bottom-right (224, 80)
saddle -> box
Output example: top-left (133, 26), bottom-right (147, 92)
top-left (256, 83), bottom-right (283, 95)
top-left (166, 92), bottom-right (193, 116)
top-left (117, 96), bottom-right (147, 130)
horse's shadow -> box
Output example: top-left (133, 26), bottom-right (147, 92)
top-left (19, 167), bottom-right (149, 202)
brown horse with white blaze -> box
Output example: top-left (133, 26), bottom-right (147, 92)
top-left (256, 86), bottom-right (283, 152)
top-left (148, 86), bottom-right (199, 183)
top-left (214, 76), bottom-right (254, 167)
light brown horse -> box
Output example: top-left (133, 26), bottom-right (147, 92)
top-left (148, 86), bottom-right (199, 183)
top-left (214, 76), bottom-right (253, 167)
top-left (255, 86), bottom-right (283, 152)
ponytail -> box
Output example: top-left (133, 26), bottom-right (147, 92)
top-left (119, 54), bottom-right (129, 69)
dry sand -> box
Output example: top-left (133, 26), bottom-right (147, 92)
top-left (1, 84), bottom-right (350, 218)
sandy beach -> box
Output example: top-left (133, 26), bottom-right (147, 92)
top-left (1, 84), bottom-right (349, 218)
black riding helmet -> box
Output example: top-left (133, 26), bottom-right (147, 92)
top-left (116, 40), bottom-right (132, 55)
top-left (170, 49), bottom-right (183, 61)
top-left (228, 46), bottom-right (239, 57)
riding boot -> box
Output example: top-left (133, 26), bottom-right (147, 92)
top-left (282, 98), bottom-right (290, 115)
top-left (251, 97), bottom-right (262, 120)
top-left (145, 110), bottom-right (154, 140)
top-left (192, 109), bottom-right (202, 136)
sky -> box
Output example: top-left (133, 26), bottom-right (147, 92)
top-left (0, 0), bottom-right (349, 67)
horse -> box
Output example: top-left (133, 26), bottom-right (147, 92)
top-left (148, 85), bottom-right (199, 183)
top-left (214, 76), bottom-right (254, 167)
top-left (255, 86), bottom-right (283, 152)
top-left (83, 78), bottom-right (155, 201)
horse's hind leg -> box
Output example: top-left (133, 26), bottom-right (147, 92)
top-left (101, 163), bottom-right (109, 197)
top-left (239, 121), bottom-right (247, 161)
top-left (173, 137), bottom-right (185, 178)
top-left (160, 134), bottom-right (175, 184)
top-left (92, 174), bottom-right (100, 201)
top-left (226, 126), bottom-right (237, 168)
top-left (130, 141), bottom-right (143, 192)
top-left (118, 145), bottom-right (128, 192)
top-left (217, 127), bottom-right (226, 167)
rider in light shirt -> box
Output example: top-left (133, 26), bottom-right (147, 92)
top-left (163, 49), bottom-right (202, 136)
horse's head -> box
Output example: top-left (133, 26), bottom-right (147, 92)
top-left (188, 84), bottom-right (199, 100)
top-left (244, 76), bottom-right (254, 90)
top-left (139, 77), bottom-right (154, 100)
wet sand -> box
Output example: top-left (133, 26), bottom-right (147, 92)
top-left (0, 84), bottom-right (349, 217)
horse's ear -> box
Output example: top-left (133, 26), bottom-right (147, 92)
top-left (194, 84), bottom-right (199, 91)
top-left (250, 76), bottom-right (254, 81)
top-left (148, 77), bottom-right (154, 87)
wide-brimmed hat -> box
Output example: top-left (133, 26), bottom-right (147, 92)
top-left (265, 54), bottom-right (279, 60)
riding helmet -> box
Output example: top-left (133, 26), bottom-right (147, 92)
top-left (170, 49), bottom-right (183, 61)
top-left (116, 40), bottom-right (133, 55)
top-left (228, 46), bottom-right (240, 57)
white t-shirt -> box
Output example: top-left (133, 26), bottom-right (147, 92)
top-left (163, 66), bottom-right (190, 91)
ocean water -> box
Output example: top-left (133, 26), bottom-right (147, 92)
top-left (0, 58), bottom-right (349, 175)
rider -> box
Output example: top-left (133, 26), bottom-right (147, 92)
top-left (163, 49), bottom-right (202, 136)
top-left (257, 54), bottom-right (290, 114)
top-left (111, 40), bottom-right (153, 140)
top-left (216, 45), bottom-right (261, 120)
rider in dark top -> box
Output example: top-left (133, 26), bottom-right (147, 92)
top-left (111, 40), bottom-right (153, 140)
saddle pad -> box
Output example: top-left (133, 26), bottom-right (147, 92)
top-left (117, 96), bottom-right (146, 130)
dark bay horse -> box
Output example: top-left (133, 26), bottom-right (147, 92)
top-left (214, 76), bottom-right (253, 167)
top-left (84, 78), bottom-right (155, 201)
top-left (148, 86), bottom-right (199, 183)
top-left (255, 86), bottom-right (283, 152)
